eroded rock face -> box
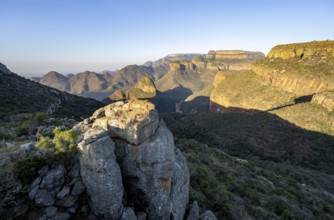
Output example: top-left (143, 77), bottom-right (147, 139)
top-left (78, 135), bottom-right (124, 218)
top-left (93, 100), bottom-right (159, 145)
top-left (312, 91), bottom-right (334, 112)
top-left (76, 100), bottom-right (189, 219)
top-left (267, 40), bottom-right (334, 59)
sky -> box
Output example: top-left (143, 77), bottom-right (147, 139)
top-left (0, 0), bottom-right (333, 76)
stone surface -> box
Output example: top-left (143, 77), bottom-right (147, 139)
top-left (125, 76), bottom-right (157, 100)
top-left (40, 165), bottom-right (65, 194)
top-left (38, 165), bottom-right (49, 176)
top-left (312, 91), bottom-right (334, 112)
top-left (76, 100), bottom-right (189, 219)
top-left (267, 40), bottom-right (334, 59)
top-left (68, 163), bottom-right (80, 179)
top-left (186, 201), bottom-right (199, 220)
top-left (116, 120), bottom-right (189, 219)
top-left (136, 212), bottom-right (147, 220)
top-left (58, 195), bottom-right (77, 208)
top-left (71, 180), bottom-right (85, 195)
top-left (35, 189), bottom-right (55, 206)
top-left (109, 89), bottom-right (124, 101)
top-left (44, 206), bottom-right (58, 217)
top-left (57, 186), bottom-right (70, 200)
top-left (20, 142), bottom-right (35, 151)
top-left (31, 176), bottom-right (42, 189)
top-left (93, 100), bottom-right (159, 145)
top-left (78, 136), bottom-right (124, 218)
top-left (171, 148), bottom-right (190, 220)
top-left (53, 212), bottom-right (70, 220)
top-left (121, 207), bottom-right (137, 220)
top-left (199, 210), bottom-right (218, 220)
top-left (29, 185), bottom-right (39, 200)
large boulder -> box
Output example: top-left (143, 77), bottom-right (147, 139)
top-left (78, 135), bottom-right (124, 218)
top-left (92, 100), bottom-right (159, 145)
top-left (76, 100), bottom-right (189, 219)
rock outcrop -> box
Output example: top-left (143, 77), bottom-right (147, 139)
top-left (206, 50), bottom-right (264, 60)
top-left (75, 100), bottom-right (190, 219)
top-left (205, 50), bottom-right (265, 72)
top-left (169, 61), bottom-right (196, 72)
top-left (210, 40), bottom-right (334, 135)
top-left (267, 40), bottom-right (334, 59)
top-left (312, 91), bottom-right (334, 112)
top-left (125, 76), bottom-right (157, 100)
top-left (108, 89), bottom-right (125, 101)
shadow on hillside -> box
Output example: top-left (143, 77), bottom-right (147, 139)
top-left (267, 94), bottom-right (314, 111)
top-left (180, 96), bottom-right (210, 114)
top-left (161, 101), bottom-right (334, 174)
top-left (149, 87), bottom-right (193, 112)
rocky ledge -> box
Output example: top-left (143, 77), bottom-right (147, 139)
top-left (74, 100), bottom-right (190, 219)
top-left (267, 40), bottom-right (334, 59)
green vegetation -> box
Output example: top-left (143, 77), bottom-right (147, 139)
top-left (176, 138), bottom-right (334, 219)
top-left (211, 71), bottom-right (295, 111)
top-left (13, 156), bottom-right (46, 184)
top-left (272, 102), bottom-right (334, 136)
top-left (36, 126), bottom-right (78, 154)
top-left (36, 136), bottom-right (54, 149)
top-left (53, 127), bottom-right (78, 153)
top-left (0, 72), bottom-right (103, 119)
top-left (161, 112), bottom-right (334, 174)
top-left (0, 112), bottom-right (48, 141)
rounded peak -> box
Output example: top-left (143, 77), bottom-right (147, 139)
top-left (45, 71), bottom-right (62, 76)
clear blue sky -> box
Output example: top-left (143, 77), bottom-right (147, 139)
top-left (1, 0), bottom-right (333, 76)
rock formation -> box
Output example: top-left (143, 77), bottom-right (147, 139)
top-left (205, 50), bottom-right (265, 71)
top-left (125, 76), bottom-right (157, 100)
top-left (74, 100), bottom-right (190, 219)
top-left (210, 40), bottom-right (334, 134)
top-left (267, 40), bottom-right (334, 59)
top-left (311, 91), bottom-right (334, 112)
top-left (108, 89), bottom-right (125, 101)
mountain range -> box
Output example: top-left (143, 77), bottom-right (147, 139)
top-left (1, 40), bottom-right (334, 220)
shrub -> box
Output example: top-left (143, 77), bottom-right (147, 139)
top-left (15, 123), bottom-right (29, 136)
top-left (13, 156), bottom-right (46, 184)
top-left (36, 136), bottom-right (54, 149)
top-left (53, 127), bottom-right (78, 154)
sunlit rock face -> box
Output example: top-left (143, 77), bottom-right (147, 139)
top-left (267, 40), bottom-right (334, 59)
top-left (75, 100), bottom-right (189, 219)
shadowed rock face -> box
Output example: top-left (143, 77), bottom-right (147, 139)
top-left (75, 100), bottom-right (189, 219)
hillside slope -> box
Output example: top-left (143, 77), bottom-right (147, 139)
top-left (0, 63), bottom-right (103, 119)
top-left (210, 40), bottom-right (334, 134)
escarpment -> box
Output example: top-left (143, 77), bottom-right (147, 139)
top-left (267, 40), bottom-right (334, 59)
top-left (74, 100), bottom-right (190, 219)
top-left (210, 40), bottom-right (334, 134)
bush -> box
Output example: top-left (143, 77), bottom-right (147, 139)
top-left (36, 136), bottom-right (54, 149)
top-left (15, 123), bottom-right (29, 136)
top-left (13, 156), bottom-right (46, 184)
top-left (53, 127), bottom-right (78, 154)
